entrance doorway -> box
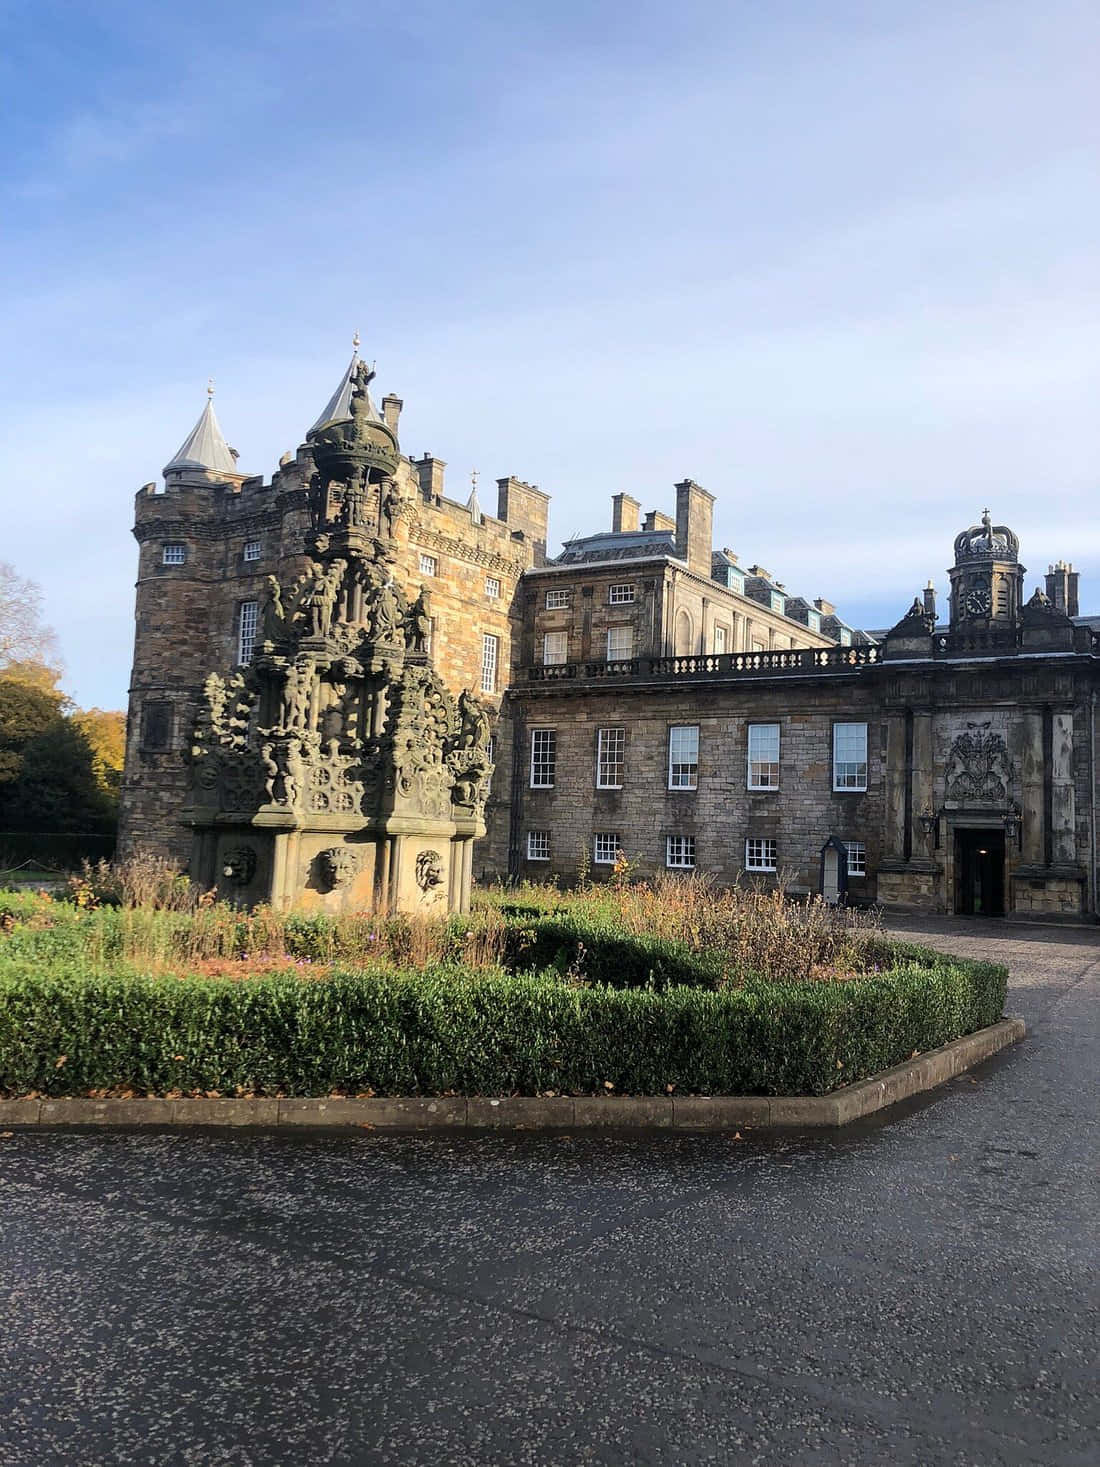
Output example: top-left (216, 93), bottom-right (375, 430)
top-left (954, 828), bottom-right (1005, 916)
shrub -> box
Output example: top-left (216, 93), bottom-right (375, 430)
top-left (0, 951), bottom-right (1007, 1100)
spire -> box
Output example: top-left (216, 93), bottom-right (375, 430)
top-left (467, 468), bottom-right (482, 525)
top-left (309, 331), bottom-right (380, 434)
top-left (164, 383), bottom-right (237, 475)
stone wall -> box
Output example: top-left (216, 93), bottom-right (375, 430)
top-left (509, 674), bottom-right (883, 893)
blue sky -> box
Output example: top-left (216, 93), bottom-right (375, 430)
top-left (2, 0), bottom-right (1098, 707)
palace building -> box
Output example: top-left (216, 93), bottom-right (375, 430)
top-left (120, 345), bottom-right (1099, 920)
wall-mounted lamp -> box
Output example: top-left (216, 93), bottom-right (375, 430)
top-left (1003, 804), bottom-right (1022, 847)
top-left (918, 807), bottom-right (939, 840)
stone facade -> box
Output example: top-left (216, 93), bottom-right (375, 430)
top-left (121, 360), bottom-right (1100, 921)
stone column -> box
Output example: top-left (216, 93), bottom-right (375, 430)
top-left (911, 710), bottom-right (935, 858)
top-left (1051, 709), bottom-right (1076, 864)
top-left (1019, 710), bottom-right (1045, 866)
top-left (883, 712), bottom-right (908, 860)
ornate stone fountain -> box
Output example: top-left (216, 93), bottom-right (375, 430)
top-left (182, 359), bottom-right (493, 912)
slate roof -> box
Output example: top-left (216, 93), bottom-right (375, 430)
top-left (164, 395), bottom-right (237, 475)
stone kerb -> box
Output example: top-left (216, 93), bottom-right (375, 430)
top-left (0, 1019), bottom-right (1024, 1132)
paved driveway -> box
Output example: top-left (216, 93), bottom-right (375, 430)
top-left (0, 919), bottom-right (1097, 1466)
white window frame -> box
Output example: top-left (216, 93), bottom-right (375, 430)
top-left (243, 540), bottom-right (262, 562)
top-left (833, 723), bottom-right (868, 792)
top-left (607, 583), bottom-right (635, 604)
top-left (545, 589), bottom-right (570, 610)
top-left (480, 633), bottom-right (499, 693)
top-left (530, 729), bottom-right (556, 789)
top-left (162, 543), bottom-right (186, 565)
top-left (745, 837), bottom-right (777, 872)
top-left (485, 576), bottom-right (501, 599)
top-left (593, 833), bottom-right (620, 865)
top-left (419, 553), bottom-right (437, 576)
top-left (596, 727), bottom-right (625, 789)
top-left (543, 631), bottom-right (568, 666)
top-left (527, 830), bottom-right (550, 862)
top-left (845, 839), bottom-right (866, 876)
top-left (606, 625), bottom-right (633, 661)
top-left (713, 625), bottom-right (727, 655)
top-left (238, 600), bottom-right (258, 665)
top-left (747, 723), bottom-right (780, 790)
top-left (668, 725), bottom-right (699, 790)
top-left (666, 835), bottom-right (696, 870)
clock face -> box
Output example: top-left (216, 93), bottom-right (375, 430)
top-left (963, 584), bottom-right (992, 617)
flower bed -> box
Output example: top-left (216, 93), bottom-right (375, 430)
top-left (0, 889), bottom-right (1008, 1100)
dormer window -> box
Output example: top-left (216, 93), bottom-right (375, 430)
top-left (162, 543), bottom-right (186, 566)
top-left (770, 591), bottom-right (785, 614)
top-left (807, 610), bottom-right (820, 632)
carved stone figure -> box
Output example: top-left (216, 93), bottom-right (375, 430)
top-left (260, 741), bottom-right (279, 803)
top-left (261, 576), bottom-right (286, 644)
top-left (222, 846), bottom-right (257, 885)
top-left (405, 588), bottom-right (432, 654)
top-left (282, 736), bottom-right (306, 808)
top-left (415, 850), bottom-right (444, 891)
top-left (378, 480), bottom-right (400, 541)
top-left (945, 723), bottom-right (1013, 804)
top-left (369, 577), bottom-right (405, 645)
top-left (318, 846), bottom-right (362, 891)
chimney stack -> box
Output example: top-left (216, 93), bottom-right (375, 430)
top-left (381, 394), bottom-right (403, 432)
top-left (923, 581), bottom-right (937, 620)
top-left (611, 493), bottom-right (640, 533)
top-left (413, 454), bottom-right (446, 501)
top-left (1045, 560), bottom-right (1079, 617)
top-left (674, 479), bottom-right (715, 577)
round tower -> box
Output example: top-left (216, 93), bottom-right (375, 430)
top-left (948, 510), bottom-right (1025, 629)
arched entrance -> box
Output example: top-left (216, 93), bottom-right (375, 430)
top-left (953, 828), bottom-right (1006, 916)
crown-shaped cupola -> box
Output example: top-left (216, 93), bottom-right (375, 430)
top-left (305, 336), bottom-right (401, 534)
top-left (948, 509), bottom-right (1025, 629)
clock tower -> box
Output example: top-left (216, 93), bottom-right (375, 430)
top-left (948, 510), bottom-right (1024, 630)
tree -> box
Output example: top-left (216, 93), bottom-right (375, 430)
top-left (71, 707), bottom-right (126, 800)
top-left (0, 562), bottom-right (61, 675)
top-left (0, 676), bottom-right (64, 789)
top-left (0, 715), bottom-right (113, 833)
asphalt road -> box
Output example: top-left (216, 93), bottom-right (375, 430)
top-left (1, 917), bottom-right (1097, 1466)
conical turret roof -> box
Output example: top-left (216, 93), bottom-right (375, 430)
top-left (164, 389), bottom-right (237, 476)
top-left (310, 339), bottom-right (380, 435)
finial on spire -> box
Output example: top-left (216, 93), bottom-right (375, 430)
top-left (352, 331), bottom-right (360, 354)
top-left (467, 468), bottom-right (483, 525)
top-left (207, 378), bottom-right (214, 398)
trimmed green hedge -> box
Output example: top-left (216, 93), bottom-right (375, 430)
top-left (0, 955), bottom-right (1007, 1099)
